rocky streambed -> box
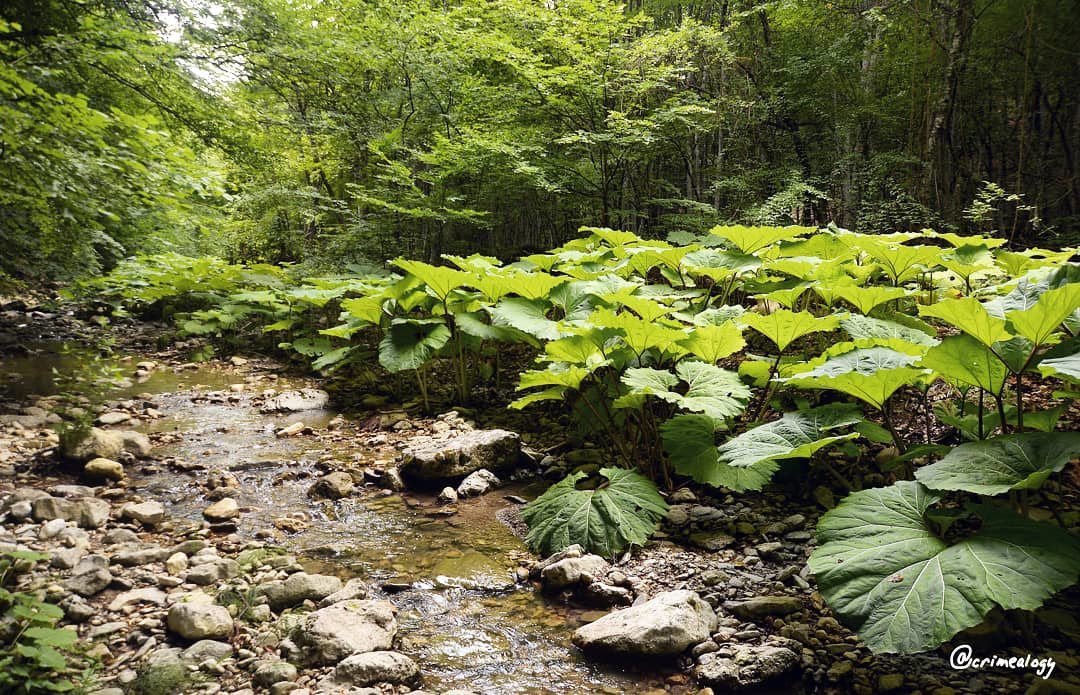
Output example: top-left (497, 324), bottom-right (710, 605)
top-left (1, 306), bottom-right (1075, 695)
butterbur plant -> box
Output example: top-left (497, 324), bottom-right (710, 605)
top-left (81, 225), bottom-right (1080, 656)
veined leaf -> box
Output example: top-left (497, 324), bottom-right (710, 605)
top-left (785, 348), bottom-right (926, 409)
top-left (915, 433), bottom-right (1080, 495)
top-left (919, 297), bottom-right (1011, 347)
top-left (1039, 352), bottom-right (1080, 384)
top-left (919, 334), bottom-right (1008, 394)
top-left (455, 311), bottom-right (539, 346)
top-left (518, 364), bottom-right (592, 391)
top-left (521, 467), bottom-right (668, 557)
top-left (853, 238), bottom-right (941, 284)
top-left (591, 307), bottom-right (685, 356)
top-left (660, 414), bottom-right (779, 492)
top-left (833, 285), bottom-right (908, 315)
top-left (678, 323), bottom-right (746, 363)
top-left (619, 361), bottom-right (750, 420)
top-left (393, 259), bottom-right (470, 302)
top-left (1005, 283), bottom-right (1080, 346)
top-left (741, 309), bottom-right (841, 352)
top-left (841, 314), bottom-right (939, 347)
top-left (378, 318), bottom-right (450, 373)
top-left (717, 404), bottom-right (863, 468)
top-left (810, 481), bottom-right (1080, 654)
top-left (708, 224), bottom-right (812, 254)
top-left (489, 297), bottom-right (566, 341)
top-left (340, 296), bottom-right (386, 325)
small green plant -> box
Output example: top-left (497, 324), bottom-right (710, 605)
top-left (0, 551), bottom-right (88, 693)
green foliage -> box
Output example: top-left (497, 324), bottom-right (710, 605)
top-left (521, 468), bottom-right (668, 558)
top-left (0, 552), bottom-right (88, 693)
top-left (810, 482), bottom-right (1080, 654)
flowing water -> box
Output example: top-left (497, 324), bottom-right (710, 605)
top-left (1, 348), bottom-right (685, 694)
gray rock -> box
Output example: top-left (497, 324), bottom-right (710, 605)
top-left (120, 501), bottom-right (166, 526)
top-left (318, 578), bottom-right (369, 607)
top-left (103, 528), bottom-right (139, 545)
top-left (436, 487), bottom-right (458, 505)
top-left (167, 603), bottom-right (234, 641)
top-left (61, 427), bottom-right (124, 462)
top-left (60, 595), bottom-right (94, 622)
top-left (294, 599), bottom-right (397, 665)
top-left (8, 499), bottom-right (32, 519)
top-left (31, 496), bottom-right (110, 529)
top-left (64, 567), bottom-right (112, 597)
top-left (260, 389), bottom-right (330, 413)
top-left (40, 518), bottom-right (68, 539)
top-left (50, 484), bottom-right (96, 498)
top-left (96, 411), bottom-right (131, 426)
top-left (571, 590), bottom-right (717, 657)
top-left (541, 555), bottom-right (611, 591)
top-left (400, 429), bottom-right (520, 481)
top-left (694, 644), bottom-right (799, 689)
top-left (50, 547), bottom-right (86, 569)
top-left (112, 544), bottom-right (171, 566)
top-left (203, 497), bottom-right (239, 522)
top-left (332, 651), bottom-right (419, 687)
top-left (309, 472), bottom-right (354, 500)
top-left (260, 572), bottom-right (343, 611)
top-left (253, 660), bottom-right (298, 689)
top-left (4, 487), bottom-right (50, 509)
top-left (531, 544), bottom-right (585, 579)
top-left (119, 431), bottom-right (153, 458)
top-left (185, 558), bottom-right (239, 585)
top-left (456, 469), bottom-right (500, 498)
top-left (108, 587), bottom-right (167, 612)
top-left (723, 596), bottom-right (803, 620)
top-left (182, 640), bottom-right (234, 663)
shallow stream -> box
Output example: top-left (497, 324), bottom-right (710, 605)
top-left (1, 348), bottom-right (683, 694)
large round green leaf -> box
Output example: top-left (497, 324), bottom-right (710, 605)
top-left (717, 404), bottom-right (863, 468)
top-left (659, 414), bottom-right (779, 492)
top-left (377, 318), bottom-right (451, 373)
top-left (810, 481), bottom-right (1080, 654)
top-left (521, 467), bottom-right (668, 557)
top-left (914, 433), bottom-right (1080, 495)
top-left (919, 334), bottom-right (1008, 394)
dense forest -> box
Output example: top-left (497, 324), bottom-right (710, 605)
top-left (2, 2), bottom-right (1080, 695)
top-left (3, 0), bottom-right (1079, 281)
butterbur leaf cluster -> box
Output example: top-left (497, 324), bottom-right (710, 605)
top-left (78, 225), bottom-right (1080, 654)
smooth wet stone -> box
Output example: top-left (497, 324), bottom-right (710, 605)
top-left (400, 429), bottom-right (520, 481)
top-left (203, 498), bottom-right (239, 522)
top-left (84, 457), bottom-right (125, 482)
top-left (260, 572), bottom-right (343, 610)
top-left (309, 472), bottom-right (354, 500)
top-left (318, 578), bottom-right (369, 607)
top-left (572, 590), bottom-right (717, 657)
top-left (694, 644), bottom-right (799, 689)
top-left (541, 554), bottom-right (611, 591)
